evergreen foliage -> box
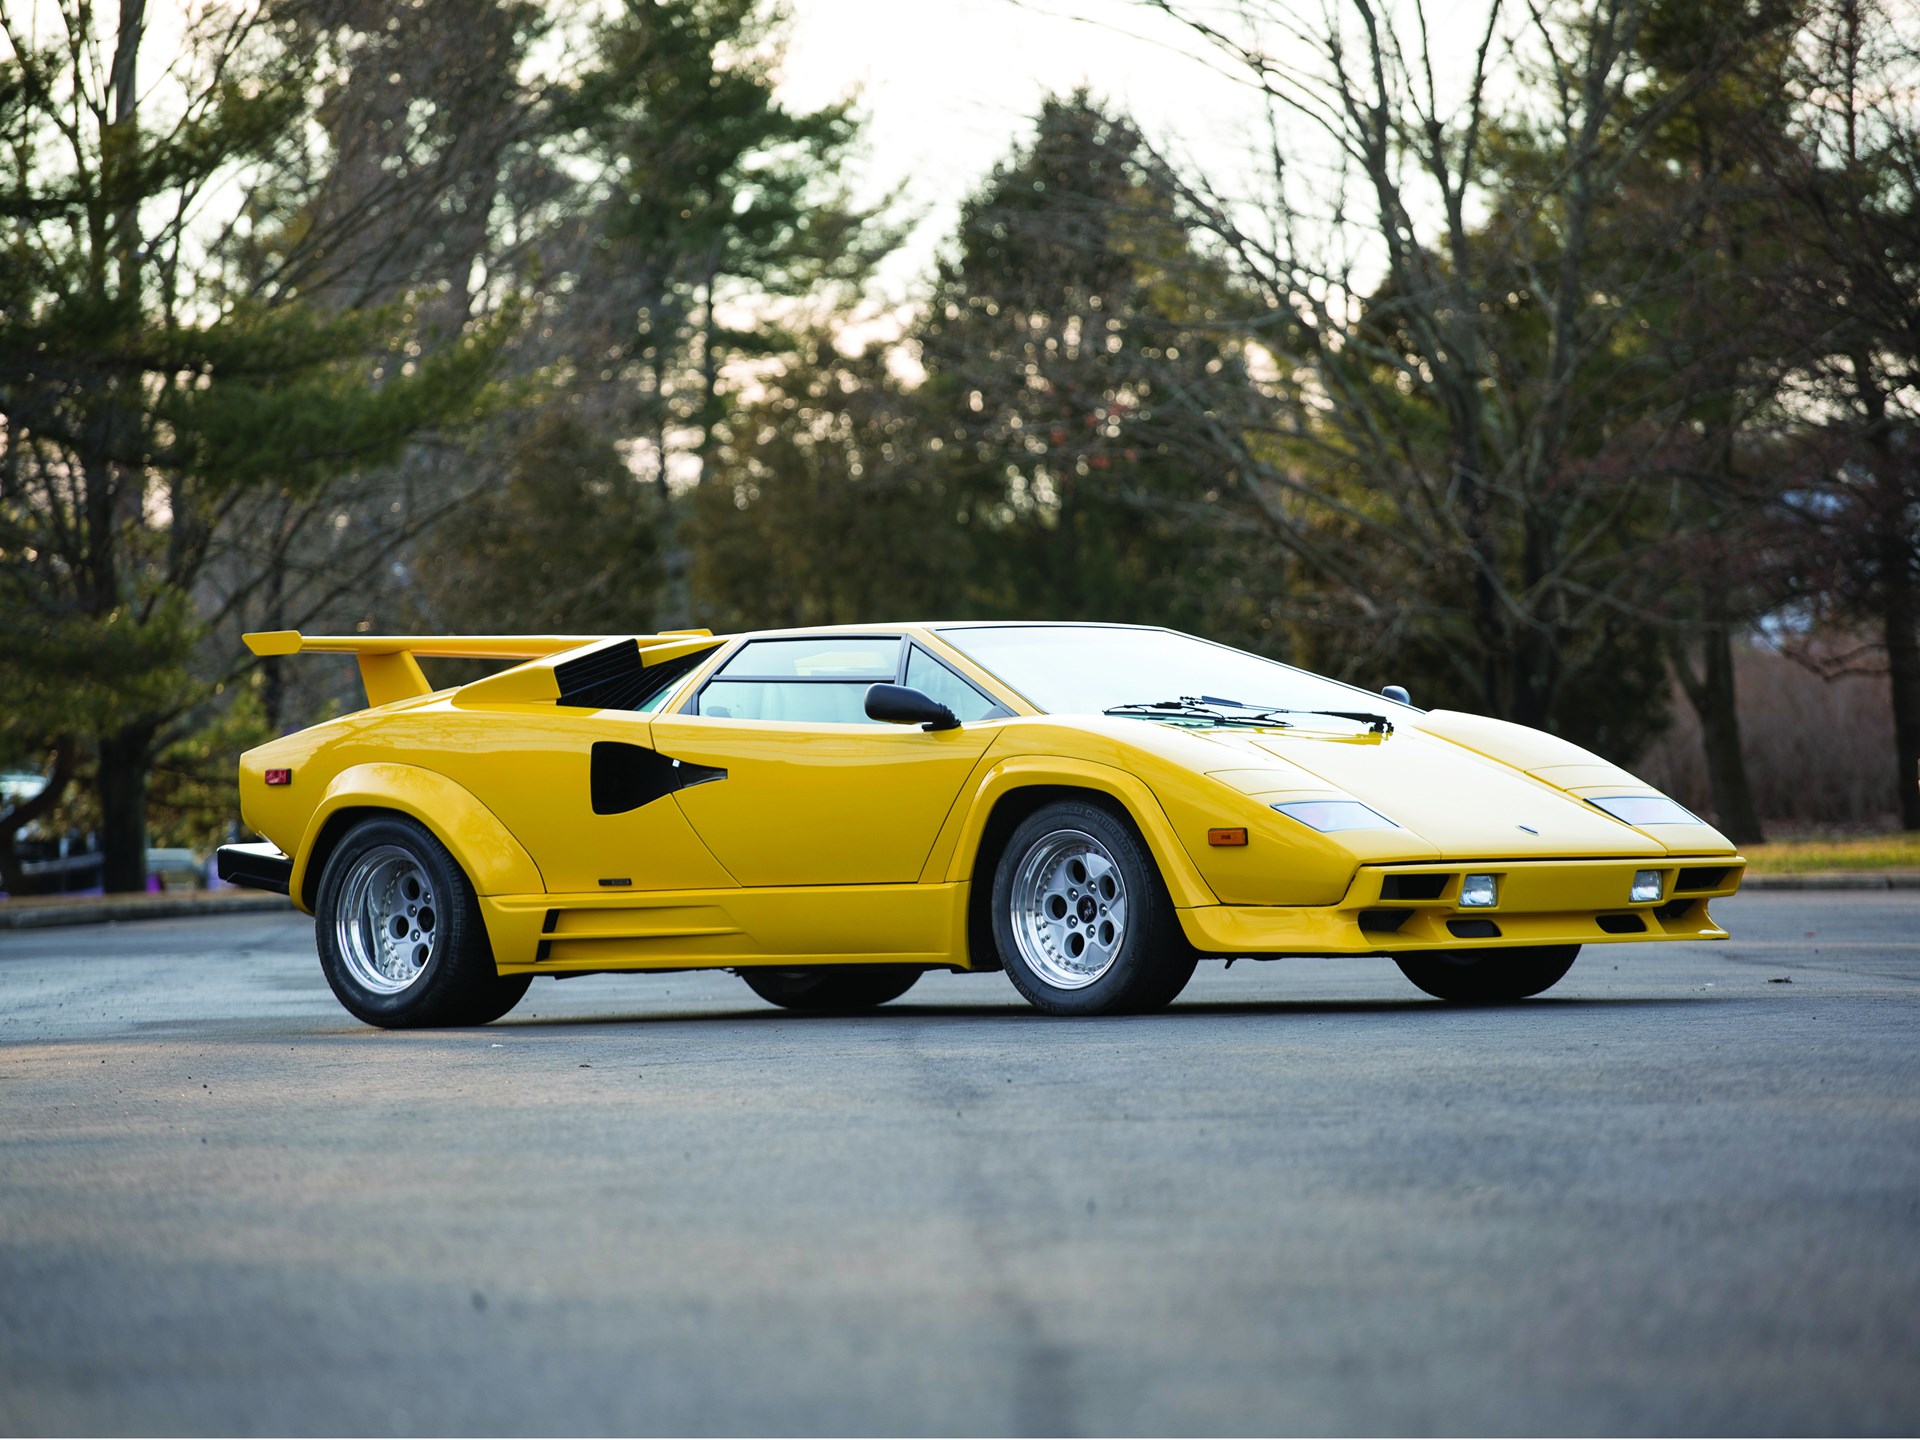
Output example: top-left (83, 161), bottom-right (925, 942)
top-left (0, 0), bottom-right (521, 888)
top-left (6, 0), bottom-right (1920, 880)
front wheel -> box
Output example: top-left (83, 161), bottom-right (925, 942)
top-left (990, 799), bottom-right (1196, 1016)
top-left (739, 966), bottom-right (924, 1011)
top-left (1394, 945), bottom-right (1579, 1003)
top-left (315, 814), bottom-right (529, 1028)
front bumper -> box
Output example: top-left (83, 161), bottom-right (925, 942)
top-left (1176, 855), bottom-right (1743, 955)
top-left (216, 842), bottom-right (294, 895)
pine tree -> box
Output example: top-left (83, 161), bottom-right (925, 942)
top-left (0, 2), bottom-right (516, 888)
top-left (573, 0), bottom-right (885, 499)
top-left (912, 94), bottom-right (1272, 630)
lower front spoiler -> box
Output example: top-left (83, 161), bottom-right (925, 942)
top-left (1178, 903), bottom-right (1728, 955)
top-left (1176, 857), bottom-right (1742, 956)
top-left (216, 842), bottom-right (293, 895)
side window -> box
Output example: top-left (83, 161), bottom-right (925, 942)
top-left (696, 636), bottom-right (902, 723)
top-left (634, 649), bottom-right (714, 712)
top-left (699, 681), bottom-right (877, 723)
top-left (905, 647), bottom-right (1001, 723)
top-left (716, 638), bottom-right (900, 680)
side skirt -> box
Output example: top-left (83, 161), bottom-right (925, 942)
top-left (482, 881), bottom-right (972, 974)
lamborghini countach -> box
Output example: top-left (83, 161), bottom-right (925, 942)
top-left (217, 623), bottom-right (1743, 1025)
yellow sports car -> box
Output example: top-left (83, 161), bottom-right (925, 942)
top-left (218, 623), bottom-right (1743, 1026)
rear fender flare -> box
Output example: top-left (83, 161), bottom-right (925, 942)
top-left (938, 755), bottom-right (1217, 908)
top-left (290, 762), bottom-right (544, 910)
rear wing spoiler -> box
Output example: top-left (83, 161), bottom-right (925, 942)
top-left (242, 629), bottom-right (714, 708)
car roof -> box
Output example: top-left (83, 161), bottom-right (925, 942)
top-left (715, 621), bottom-right (1173, 639)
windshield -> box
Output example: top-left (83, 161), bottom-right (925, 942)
top-left (937, 625), bottom-right (1412, 719)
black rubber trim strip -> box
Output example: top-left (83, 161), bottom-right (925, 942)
top-left (215, 842), bottom-right (292, 895)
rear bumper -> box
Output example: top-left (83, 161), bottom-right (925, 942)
top-left (1176, 855), bottom-right (1743, 955)
top-left (216, 842), bottom-right (293, 895)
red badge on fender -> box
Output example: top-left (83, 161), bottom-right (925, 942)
top-left (265, 769), bottom-right (292, 786)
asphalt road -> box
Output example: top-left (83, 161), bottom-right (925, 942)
top-left (2, 893), bottom-right (1917, 1436)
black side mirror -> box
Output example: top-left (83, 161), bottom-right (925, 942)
top-left (865, 683), bottom-right (960, 732)
top-left (1381, 684), bottom-right (1412, 706)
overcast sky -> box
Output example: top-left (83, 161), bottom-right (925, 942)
top-left (775, 0), bottom-right (1274, 303)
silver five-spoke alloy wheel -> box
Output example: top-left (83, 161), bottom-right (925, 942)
top-left (1008, 828), bottom-right (1129, 990)
top-left (334, 844), bottom-right (438, 995)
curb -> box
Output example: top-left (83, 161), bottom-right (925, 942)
top-left (1738, 871), bottom-right (1920, 891)
top-left (0, 892), bottom-right (296, 931)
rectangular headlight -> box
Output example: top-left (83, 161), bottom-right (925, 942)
top-left (1590, 795), bottom-right (1703, 826)
top-left (1459, 873), bottom-right (1498, 907)
top-left (1631, 869), bottom-right (1663, 903)
top-left (1270, 800), bottom-right (1398, 832)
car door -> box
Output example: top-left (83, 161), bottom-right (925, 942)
top-left (647, 635), bottom-right (1001, 887)
top-left (456, 640), bottom-right (740, 895)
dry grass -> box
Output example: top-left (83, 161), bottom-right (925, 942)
top-left (1740, 834), bottom-right (1920, 873)
top-left (1634, 644), bottom-right (1898, 830)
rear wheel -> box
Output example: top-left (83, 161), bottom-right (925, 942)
top-left (315, 815), bottom-right (529, 1028)
top-left (1394, 945), bottom-right (1579, 1003)
top-left (991, 798), bottom-right (1196, 1016)
top-left (739, 966), bottom-right (924, 1011)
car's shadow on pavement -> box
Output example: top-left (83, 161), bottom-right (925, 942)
top-left (485, 992), bottom-right (1718, 1029)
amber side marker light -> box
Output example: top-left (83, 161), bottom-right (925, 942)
top-left (1207, 828), bottom-right (1249, 847)
top-left (265, 769), bottom-right (292, 786)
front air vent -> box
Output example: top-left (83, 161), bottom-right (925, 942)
top-left (1674, 867), bottom-right (1730, 892)
top-left (1597, 913), bottom-right (1648, 934)
top-left (1447, 918), bottom-right (1501, 939)
top-left (1381, 873), bottom-right (1449, 901)
top-left (1358, 909), bottom-right (1411, 934)
top-left (1656, 898), bottom-right (1700, 922)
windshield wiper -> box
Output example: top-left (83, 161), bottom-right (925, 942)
top-left (1103, 698), bottom-right (1285, 727)
top-left (1202, 695), bottom-right (1396, 734)
top-left (1106, 695), bottom-right (1394, 735)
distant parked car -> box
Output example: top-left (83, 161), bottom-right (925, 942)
top-left (1, 771), bottom-right (103, 896)
top-left (145, 848), bottom-right (203, 892)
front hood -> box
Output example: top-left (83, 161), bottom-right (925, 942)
top-left (1198, 727), bottom-right (1667, 860)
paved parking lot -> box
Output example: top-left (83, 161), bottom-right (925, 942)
top-left (2, 891), bottom-right (1917, 1435)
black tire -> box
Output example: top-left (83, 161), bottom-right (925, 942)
top-left (314, 814), bottom-right (529, 1028)
top-left (739, 966), bottom-right (924, 1011)
top-left (1395, 945), bottom-right (1580, 1003)
top-left (990, 798), bottom-right (1196, 1016)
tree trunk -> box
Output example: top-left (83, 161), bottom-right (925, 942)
top-left (1881, 543), bottom-right (1920, 831)
top-left (96, 723), bottom-right (156, 893)
top-left (263, 555), bottom-right (286, 731)
top-left (695, 268), bottom-right (721, 489)
top-left (1670, 626), bottom-right (1766, 844)
top-left (1855, 353), bottom-right (1920, 831)
top-left (86, 2), bottom-right (156, 896)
